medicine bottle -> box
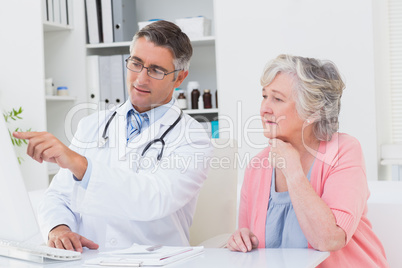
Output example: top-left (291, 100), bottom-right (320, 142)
top-left (177, 91), bottom-right (187, 109)
top-left (215, 89), bottom-right (218, 108)
top-left (57, 86), bottom-right (69, 96)
top-left (191, 89), bottom-right (200, 109)
top-left (203, 89), bottom-right (212, 109)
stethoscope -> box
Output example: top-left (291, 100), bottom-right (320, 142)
top-left (99, 109), bottom-right (183, 161)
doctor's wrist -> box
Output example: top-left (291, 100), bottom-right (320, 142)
top-left (70, 154), bottom-right (88, 181)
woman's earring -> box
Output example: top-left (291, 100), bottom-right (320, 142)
top-left (307, 119), bottom-right (311, 124)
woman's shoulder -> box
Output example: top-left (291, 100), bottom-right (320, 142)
top-left (325, 132), bottom-right (362, 153)
top-left (317, 132), bottom-right (365, 168)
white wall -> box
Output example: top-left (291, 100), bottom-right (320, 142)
top-left (214, 0), bottom-right (379, 184)
top-left (372, 0), bottom-right (392, 180)
top-left (0, 0), bottom-right (48, 190)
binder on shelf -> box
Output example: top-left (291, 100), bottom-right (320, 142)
top-left (42, 0), bottom-right (47, 22)
top-left (47, 0), bottom-right (54, 22)
top-left (66, 0), bottom-right (73, 25)
top-left (99, 56), bottom-right (112, 105)
top-left (100, 0), bottom-right (113, 43)
top-left (85, 0), bottom-right (101, 44)
top-left (60, 0), bottom-right (67, 25)
top-left (112, 0), bottom-right (137, 42)
top-left (109, 55), bottom-right (125, 105)
top-left (53, 0), bottom-right (61, 24)
top-left (98, 55), bottom-right (125, 106)
top-left (123, 53), bottom-right (130, 102)
top-left (86, 55), bottom-right (101, 106)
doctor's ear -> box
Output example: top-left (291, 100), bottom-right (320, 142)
top-left (173, 70), bottom-right (188, 87)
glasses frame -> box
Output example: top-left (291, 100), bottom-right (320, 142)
top-left (125, 57), bottom-right (182, 80)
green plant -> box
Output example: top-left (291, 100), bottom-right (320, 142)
top-left (3, 107), bottom-right (31, 164)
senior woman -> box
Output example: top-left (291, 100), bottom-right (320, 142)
top-left (228, 54), bottom-right (388, 267)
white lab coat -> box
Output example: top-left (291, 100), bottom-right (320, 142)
top-left (38, 100), bottom-right (212, 250)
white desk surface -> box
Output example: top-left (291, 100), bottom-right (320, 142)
top-left (0, 248), bottom-right (329, 268)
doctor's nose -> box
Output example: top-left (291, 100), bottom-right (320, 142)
top-left (136, 68), bottom-right (150, 84)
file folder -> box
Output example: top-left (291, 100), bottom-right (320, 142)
top-left (112, 0), bottom-right (137, 42)
top-left (60, 0), bottom-right (67, 25)
top-left (100, 0), bottom-right (113, 43)
top-left (86, 55), bottom-right (101, 106)
top-left (98, 55), bottom-right (125, 106)
top-left (85, 0), bottom-right (101, 44)
top-left (123, 53), bottom-right (130, 102)
top-left (109, 55), bottom-right (125, 105)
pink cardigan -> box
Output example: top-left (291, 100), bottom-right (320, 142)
top-left (239, 133), bottom-right (389, 267)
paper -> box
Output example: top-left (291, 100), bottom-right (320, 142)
top-left (100, 243), bottom-right (197, 258)
top-left (100, 243), bottom-right (165, 255)
top-left (85, 244), bottom-right (204, 266)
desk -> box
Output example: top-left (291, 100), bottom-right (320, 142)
top-left (0, 248), bottom-right (329, 268)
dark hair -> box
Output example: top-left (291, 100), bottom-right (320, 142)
top-left (130, 20), bottom-right (193, 71)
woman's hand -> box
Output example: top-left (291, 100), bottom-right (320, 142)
top-left (227, 228), bottom-right (259, 252)
top-left (268, 138), bottom-right (303, 180)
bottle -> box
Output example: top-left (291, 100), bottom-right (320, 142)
top-left (203, 89), bottom-right (212, 109)
top-left (57, 86), bottom-right (69, 96)
top-left (187, 81), bottom-right (200, 108)
top-left (177, 91), bottom-right (187, 109)
top-left (173, 87), bottom-right (181, 100)
top-left (215, 89), bottom-right (218, 108)
top-left (191, 89), bottom-right (200, 109)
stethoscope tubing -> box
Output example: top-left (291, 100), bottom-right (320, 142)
top-left (101, 109), bottom-right (183, 160)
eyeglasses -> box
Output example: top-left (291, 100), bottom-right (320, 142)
top-left (125, 57), bottom-right (182, 80)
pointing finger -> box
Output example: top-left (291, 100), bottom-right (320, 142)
top-left (12, 131), bottom-right (41, 140)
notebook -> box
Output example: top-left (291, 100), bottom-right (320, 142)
top-left (0, 109), bottom-right (81, 263)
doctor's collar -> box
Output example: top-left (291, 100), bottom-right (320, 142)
top-left (127, 97), bottom-right (174, 126)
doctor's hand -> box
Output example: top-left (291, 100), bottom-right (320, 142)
top-left (227, 228), bottom-right (259, 253)
top-left (48, 225), bottom-right (99, 253)
top-left (12, 131), bottom-right (87, 180)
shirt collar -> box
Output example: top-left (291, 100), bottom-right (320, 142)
top-left (125, 97), bottom-right (174, 125)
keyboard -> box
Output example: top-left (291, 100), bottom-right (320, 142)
top-left (0, 239), bottom-right (81, 263)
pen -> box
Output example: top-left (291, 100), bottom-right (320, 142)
top-left (146, 244), bottom-right (163, 252)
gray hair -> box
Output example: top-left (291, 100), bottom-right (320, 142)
top-left (260, 54), bottom-right (345, 141)
top-left (130, 20), bottom-right (193, 74)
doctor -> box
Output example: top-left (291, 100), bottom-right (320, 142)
top-left (13, 20), bottom-right (212, 252)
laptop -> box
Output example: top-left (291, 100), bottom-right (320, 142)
top-left (0, 110), bottom-right (81, 263)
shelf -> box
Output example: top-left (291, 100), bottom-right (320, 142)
top-left (183, 108), bottom-right (218, 115)
top-left (43, 21), bottom-right (73, 32)
top-left (381, 159), bottom-right (402, 166)
top-left (86, 36), bottom-right (215, 49)
top-left (46, 95), bottom-right (76, 101)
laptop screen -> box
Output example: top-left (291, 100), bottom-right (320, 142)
top-left (0, 111), bottom-right (39, 242)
